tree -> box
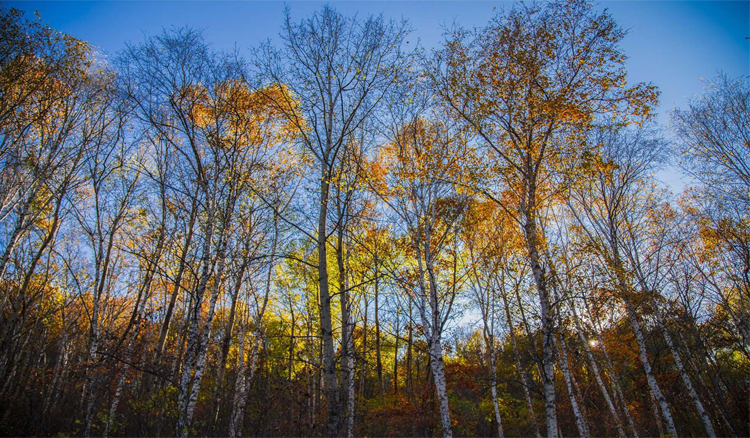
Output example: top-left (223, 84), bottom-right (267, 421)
top-left (0, 8), bottom-right (90, 230)
top-left (436, 1), bottom-right (658, 435)
top-left (673, 73), bottom-right (750, 208)
top-left (118, 27), bottom-right (295, 437)
top-left (0, 5), bottom-right (744, 438)
top-left (379, 88), bottom-right (479, 435)
top-left (0, 13), bottom-right (126, 435)
top-left (673, 74), bottom-right (750, 350)
top-left (564, 124), bottom-right (723, 436)
top-left (462, 199), bottom-right (510, 438)
top-left (255, 6), bottom-right (408, 435)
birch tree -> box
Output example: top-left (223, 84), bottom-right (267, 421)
top-left (255, 7), bottom-right (408, 434)
top-left (381, 103), bottom-right (477, 436)
top-left (565, 125), bottom-right (719, 436)
top-left (436, 2), bottom-right (658, 434)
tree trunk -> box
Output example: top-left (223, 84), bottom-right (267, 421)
top-left (360, 292), bottom-right (368, 399)
top-left (603, 214), bottom-right (677, 437)
top-left (487, 331), bottom-right (504, 438)
top-left (523, 213), bottom-right (558, 438)
top-left (317, 173), bottom-right (339, 436)
top-left (375, 256), bottom-right (384, 396)
top-left (289, 301), bottom-right (296, 382)
top-left (499, 274), bottom-right (541, 438)
top-left (429, 337), bottom-right (453, 438)
top-left (570, 301), bottom-right (627, 437)
top-left (104, 329), bottom-right (139, 438)
top-left (649, 295), bottom-right (716, 437)
top-left (407, 300), bottom-right (414, 399)
top-left (229, 327), bottom-right (260, 438)
top-left (157, 195), bottom-right (198, 357)
top-left (229, 220), bottom-right (278, 437)
top-left (680, 324), bottom-right (738, 435)
top-left (181, 237), bottom-right (229, 436)
top-left (621, 292), bottom-right (677, 437)
top-left (336, 226), bottom-right (355, 438)
top-left (212, 260), bottom-right (249, 428)
top-left (555, 332), bottom-right (589, 438)
top-left (394, 309), bottom-right (399, 395)
top-left (609, 242), bottom-right (678, 437)
top-left (176, 208), bottom-right (217, 437)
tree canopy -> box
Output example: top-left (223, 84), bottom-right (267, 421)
top-left (0, 3), bottom-right (747, 437)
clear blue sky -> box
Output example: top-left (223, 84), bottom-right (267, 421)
top-left (5, 0), bottom-right (750, 187)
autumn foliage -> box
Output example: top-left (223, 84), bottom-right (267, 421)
top-left (0, 3), bottom-right (748, 438)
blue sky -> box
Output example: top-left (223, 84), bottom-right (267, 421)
top-left (6, 0), bottom-right (750, 188)
top-left (7, 1), bottom-right (748, 121)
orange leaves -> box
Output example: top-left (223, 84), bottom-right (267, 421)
top-left (361, 151), bottom-right (389, 197)
top-left (697, 215), bottom-right (750, 263)
top-left (1, 8), bottom-right (95, 149)
top-left (187, 81), bottom-right (299, 152)
top-left (461, 198), bottom-right (524, 264)
top-left (578, 149), bottom-right (619, 178)
top-left (443, 0), bottom-right (659, 166)
top-left (382, 117), bottom-right (481, 197)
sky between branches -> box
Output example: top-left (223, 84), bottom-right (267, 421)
top-left (7, 0), bottom-right (750, 190)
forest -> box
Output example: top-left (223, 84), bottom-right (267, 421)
top-left (0, 1), bottom-right (748, 437)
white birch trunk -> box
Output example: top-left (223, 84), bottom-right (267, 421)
top-left (651, 301), bottom-right (716, 437)
top-left (570, 302), bottom-right (627, 437)
top-left (414, 234), bottom-right (453, 438)
top-left (43, 332), bottom-right (68, 417)
top-left (523, 214), bottom-right (558, 438)
top-left (429, 338), bottom-right (453, 438)
top-left (555, 332), bottom-right (590, 438)
top-left (499, 276), bottom-right (541, 438)
top-left (103, 359), bottom-right (130, 437)
top-left (229, 226), bottom-right (277, 437)
top-left (622, 296), bottom-right (678, 437)
top-left (489, 346), bottom-right (504, 438)
top-left (346, 339), bottom-right (355, 438)
top-left (229, 329), bottom-right (261, 438)
top-left (176, 215), bottom-right (215, 438)
top-left (478, 273), bottom-right (503, 438)
top-left (610, 236), bottom-right (677, 437)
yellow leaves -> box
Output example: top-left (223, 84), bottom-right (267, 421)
top-left (697, 215), bottom-right (750, 262)
top-left (579, 149), bottom-right (619, 178)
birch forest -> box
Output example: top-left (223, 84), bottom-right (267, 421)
top-left (0, 2), bottom-right (748, 437)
